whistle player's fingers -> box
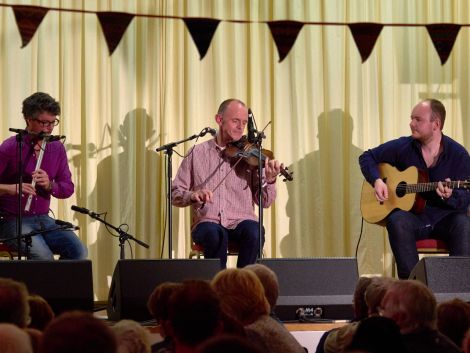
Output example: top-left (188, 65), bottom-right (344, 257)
top-left (18, 183), bottom-right (36, 196)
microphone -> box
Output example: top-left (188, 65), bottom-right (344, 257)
top-left (71, 205), bottom-right (97, 217)
top-left (55, 219), bottom-right (79, 230)
top-left (247, 109), bottom-right (256, 143)
top-left (38, 132), bottom-right (66, 142)
top-left (200, 127), bottom-right (216, 137)
top-left (9, 128), bottom-right (29, 135)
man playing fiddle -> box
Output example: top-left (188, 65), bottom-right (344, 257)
top-left (172, 99), bottom-right (282, 268)
top-left (0, 92), bottom-right (87, 260)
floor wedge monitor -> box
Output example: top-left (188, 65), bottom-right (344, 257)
top-left (107, 259), bottom-right (220, 322)
top-left (409, 256), bottom-right (470, 302)
top-left (258, 258), bottom-right (358, 321)
top-left (0, 260), bottom-right (93, 314)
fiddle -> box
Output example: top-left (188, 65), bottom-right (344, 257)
top-left (224, 136), bottom-right (293, 182)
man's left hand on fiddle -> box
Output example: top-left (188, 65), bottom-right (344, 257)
top-left (264, 157), bottom-right (282, 183)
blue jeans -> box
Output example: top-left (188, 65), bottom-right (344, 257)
top-left (387, 210), bottom-right (470, 279)
top-left (192, 220), bottom-right (264, 269)
top-left (0, 215), bottom-right (87, 260)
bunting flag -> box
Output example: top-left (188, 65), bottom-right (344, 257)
top-left (97, 12), bottom-right (135, 55)
top-left (349, 23), bottom-right (383, 62)
top-left (183, 18), bottom-right (220, 59)
top-left (12, 5), bottom-right (49, 48)
top-left (426, 24), bottom-right (461, 65)
top-left (268, 20), bottom-right (304, 62)
top-left (2, 3), bottom-right (469, 64)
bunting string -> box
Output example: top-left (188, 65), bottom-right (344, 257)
top-left (1, 2), bottom-right (466, 64)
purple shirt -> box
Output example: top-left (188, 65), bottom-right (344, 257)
top-left (0, 135), bottom-right (74, 219)
top-left (171, 138), bottom-right (277, 230)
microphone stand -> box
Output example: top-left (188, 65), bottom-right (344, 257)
top-left (83, 212), bottom-right (149, 260)
top-left (156, 128), bottom-right (213, 259)
top-left (253, 131), bottom-right (266, 259)
top-left (11, 129), bottom-right (28, 260)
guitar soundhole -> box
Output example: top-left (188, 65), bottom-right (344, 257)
top-left (396, 181), bottom-right (407, 197)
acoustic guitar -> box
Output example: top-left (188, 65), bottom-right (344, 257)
top-left (360, 163), bottom-right (470, 224)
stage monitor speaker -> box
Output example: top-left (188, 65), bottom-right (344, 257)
top-left (409, 256), bottom-right (470, 302)
top-left (258, 258), bottom-right (358, 322)
top-left (0, 260), bottom-right (93, 314)
top-left (107, 259), bottom-right (220, 322)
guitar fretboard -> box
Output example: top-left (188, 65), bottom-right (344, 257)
top-left (399, 180), bottom-right (469, 194)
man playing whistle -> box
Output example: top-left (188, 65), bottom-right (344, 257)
top-left (0, 92), bottom-right (87, 259)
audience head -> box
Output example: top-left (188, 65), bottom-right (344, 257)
top-left (147, 282), bottom-right (181, 324)
top-left (25, 328), bottom-right (42, 353)
top-left (27, 294), bottom-right (54, 331)
top-left (211, 268), bottom-right (269, 325)
top-left (244, 264), bottom-right (279, 310)
top-left (41, 311), bottom-right (116, 353)
top-left (0, 323), bottom-right (33, 353)
top-left (364, 277), bottom-right (396, 316)
top-left (352, 276), bottom-right (373, 320)
top-left (168, 280), bottom-right (222, 348)
top-left (346, 316), bottom-right (406, 353)
top-left (464, 328), bottom-right (470, 353)
top-left (380, 280), bottom-right (436, 334)
top-left (196, 334), bottom-right (264, 353)
top-left (112, 319), bottom-right (151, 353)
top-left (437, 298), bottom-right (470, 349)
top-left (0, 278), bottom-right (30, 328)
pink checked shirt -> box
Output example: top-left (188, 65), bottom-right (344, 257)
top-left (171, 138), bottom-right (277, 230)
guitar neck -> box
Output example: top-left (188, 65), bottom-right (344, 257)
top-left (406, 180), bottom-right (465, 194)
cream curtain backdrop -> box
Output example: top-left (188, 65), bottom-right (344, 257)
top-left (1, 0), bottom-right (469, 299)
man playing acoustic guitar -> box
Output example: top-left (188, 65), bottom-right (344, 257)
top-left (359, 98), bottom-right (470, 279)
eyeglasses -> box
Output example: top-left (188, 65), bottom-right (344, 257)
top-left (33, 118), bottom-right (60, 127)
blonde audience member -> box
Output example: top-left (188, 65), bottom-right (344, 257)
top-left (211, 268), bottom-right (305, 353)
top-left (112, 319), bottom-right (151, 353)
top-left (244, 264), bottom-right (279, 313)
top-left (0, 323), bottom-right (33, 353)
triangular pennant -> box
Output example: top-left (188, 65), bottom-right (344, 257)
top-left (97, 12), bottom-right (134, 55)
top-left (426, 24), bottom-right (461, 65)
top-left (349, 23), bottom-right (383, 62)
top-left (12, 5), bottom-right (49, 48)
top-left (267, 20), bottom-right (304, 62)
top-left (183, 18), bottom-right (220, 60)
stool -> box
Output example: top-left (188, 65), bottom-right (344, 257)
top-left (416, 238), bottom-right (449, 254)
top-left (189, 241), bottom-right (240, 259)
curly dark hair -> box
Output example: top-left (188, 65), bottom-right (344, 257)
top-left (22, 92), bottom-right (60, 119)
